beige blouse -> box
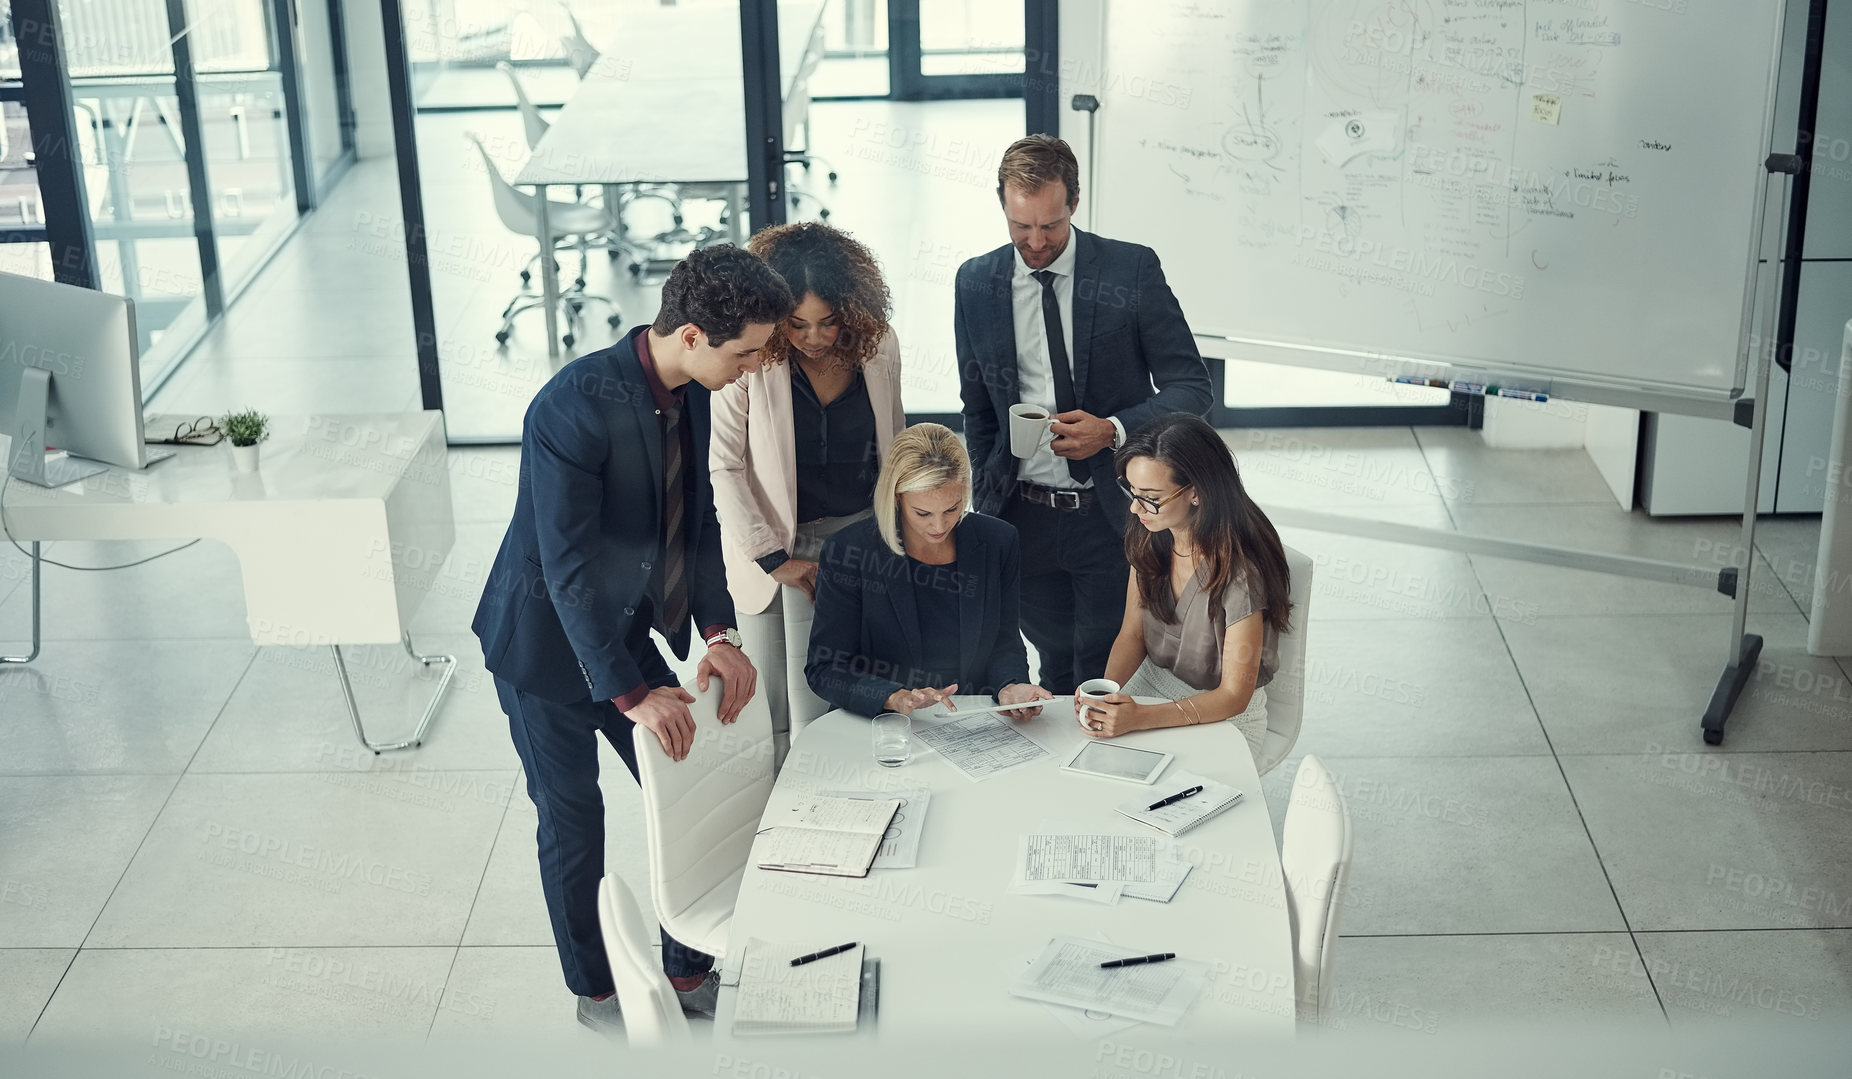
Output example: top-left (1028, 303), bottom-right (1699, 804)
top-left (1141, 563), bottom-right (1278, 693)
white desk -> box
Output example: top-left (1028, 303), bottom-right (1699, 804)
top-left (0, 412), bottom-right (457, 753)
top-left (713, 698), bottom-right (1297, 1048)
top-left (514, 0), bottom-right (828, 357)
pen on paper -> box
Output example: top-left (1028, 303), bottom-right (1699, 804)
top-left (1099, 952), bottom-right (1176, 969)
top-left (791, 942), bottom-right (858, 967)
top-left (1147, 785), bottom-right (1203, 812)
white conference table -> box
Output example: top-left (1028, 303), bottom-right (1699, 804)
top-left (0, 412), bottom-right (456, 753)
top-left (515, 0), bottom-right (828, 358)
top-left (713, 697), bottom-right (1297, 1048)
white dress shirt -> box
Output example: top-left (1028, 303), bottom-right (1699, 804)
top-left (1011, 229), bottom-right (1125, 489)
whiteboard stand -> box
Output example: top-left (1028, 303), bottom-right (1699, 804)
top-left (1701, 158), bottom-right (1794, 745)
top-left (1264, 163), bottom-right (1797, 748)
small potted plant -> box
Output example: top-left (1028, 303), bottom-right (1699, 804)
top-left (221, 408), bottom-right (269, 472)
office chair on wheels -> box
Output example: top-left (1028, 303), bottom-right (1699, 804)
top-left (468, 134), bottom-right (622, 351)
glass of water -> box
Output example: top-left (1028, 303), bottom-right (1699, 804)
top-left (872, 711), bottom-right (911, 767)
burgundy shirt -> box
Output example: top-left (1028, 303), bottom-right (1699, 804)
top-left (614, 332), bottom-right (729, 713)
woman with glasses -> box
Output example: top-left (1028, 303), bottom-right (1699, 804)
top-left (710, 223), bottom-right (908, 760)
top-left (1077, 414), bottom-right (1293, 762)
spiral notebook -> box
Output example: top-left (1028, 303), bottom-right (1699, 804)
top-left (754, 794), bottom-right (902, 878)
top-left (731, 938), bottom-right (866, 1036)
top-left (1113, 770), bottom-right (1243, 837)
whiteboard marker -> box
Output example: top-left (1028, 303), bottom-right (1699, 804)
top-left (1449, 381), bottom-right (1486, 395)
top-left (1495, 387), bottom-right (1549, 402)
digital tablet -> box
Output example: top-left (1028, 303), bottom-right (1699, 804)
top-left (1058, 741), bottom-right (1173, 785)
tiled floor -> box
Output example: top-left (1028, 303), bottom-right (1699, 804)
top-left (5, 419), bottom-right (1848, 1047)
top-left (8, 98), bottom-right (1852, 1053)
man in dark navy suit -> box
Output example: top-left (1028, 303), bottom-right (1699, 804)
top-left (473, 247), bottom-right (794, 1034)
top-left (956, 135), bottom-right (1212, 695)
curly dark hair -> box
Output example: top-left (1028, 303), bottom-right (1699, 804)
top-left (745, 222), bottom-right (892, 368)
top-left (652, 245), bottom-right (795, 346)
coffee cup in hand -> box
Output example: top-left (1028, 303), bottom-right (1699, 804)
top-left (1076, 678), bottom-right (1121, 715)
top-left (1009, 403), bottom-right (1056, 459)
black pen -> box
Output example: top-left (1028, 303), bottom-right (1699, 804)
top-left (1100, 952), bottom-right (1175, 969)
top-left (1148, 785), bottom-right (1203, 812)
top-left (790, 942), bottom-right (857, 967)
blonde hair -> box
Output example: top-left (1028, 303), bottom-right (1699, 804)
top-left (996, 134), bottom-right (1079, 206)
top-left (874, 424), bottom-right (970, 555)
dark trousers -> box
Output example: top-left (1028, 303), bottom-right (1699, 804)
top-left (494, 675), bottom-right (714, 997)
top-left (1002, 495), bottom-right (1129, 695)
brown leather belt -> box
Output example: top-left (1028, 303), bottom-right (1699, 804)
top-left (1016, 481), bottom-right (1094, 510)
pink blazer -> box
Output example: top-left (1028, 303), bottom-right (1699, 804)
top-left (710, 329), bottom-right (907, 615)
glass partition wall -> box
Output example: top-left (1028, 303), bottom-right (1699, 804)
top-left (2, 0), bottom-right (355, 390)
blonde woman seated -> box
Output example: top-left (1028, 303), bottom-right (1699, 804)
top-left (806, 423), bottom-right (1054, 720)
top-left (1078, 414), bottom-right (1293, 762)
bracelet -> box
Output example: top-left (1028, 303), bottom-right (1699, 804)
top-left (1182, 697), bottom-right (1204, 725)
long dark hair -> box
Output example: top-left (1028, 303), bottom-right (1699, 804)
top-left (1115, 414), bottom-right (1292, 634)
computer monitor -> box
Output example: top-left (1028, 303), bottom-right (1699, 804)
top-left (0, 269), bottom-right (151, 487)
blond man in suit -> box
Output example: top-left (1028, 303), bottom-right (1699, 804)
top-left (711, 223), bottom-right (907, 759)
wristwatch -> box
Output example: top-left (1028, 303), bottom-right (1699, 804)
top-left (706, 627), bottom-right (743, 649)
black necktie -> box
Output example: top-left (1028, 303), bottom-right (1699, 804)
top-left (661, 404), bottom-right (688, 636)
top-left (1032, 269), bottom-right (1088, 482)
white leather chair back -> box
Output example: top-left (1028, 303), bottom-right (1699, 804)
top-left (634, 675), bottom-right (775, 959)
top-left (1280, 754), bottom-right (1352, 1026)
top-left (596, 873), bottom-right (690, 1046)
top-left (1253, 545), bottom-right (1313, 776)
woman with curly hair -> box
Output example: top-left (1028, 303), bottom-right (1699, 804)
top-left (710, 222), bottom-right (906, 758)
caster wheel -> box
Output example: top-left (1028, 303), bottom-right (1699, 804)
top-left (607, 314), bottom-right (622, 328)
top-left (820, 209), bottom-right (831, 220)
top-left (828, 171), bottom-right (838, 183)
top-left (1703, 729), bottom-right (1723, 746)
top-left (606, 249), bottom-right (621, 259)
top-left (519, 270), bottom-right (530, 284)
top-left (573, 277), bottom-right (586, 289)
top-left (495, 330), bottom-right (511, 344)
top-left (563, 334), bottom-right (575, 348)
top-left (628, 263), bottom-right (643, 279)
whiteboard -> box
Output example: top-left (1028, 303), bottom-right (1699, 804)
top-left (1091, 0), bottom-right (1786, 411)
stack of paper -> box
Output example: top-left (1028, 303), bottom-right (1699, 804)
top-left (1008, 936), bottom-right (1208, 1026)
top-left (732, 938), bottom-right (865, 1036)
top-left (755, 795), bottom-right (902, 878)
top-left (1114, 770), bottom-right (1244, 837)
top-left (1010, 831), bottom-right (1192, 904)
top-left (910, 714), bottom-right (1049, 782)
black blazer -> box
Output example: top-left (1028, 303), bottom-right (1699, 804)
top-left (954, 228), bottom-right (1212, 528)
top-left (805, 513), bottom-right (1031, 718)
top-left (472, 326), bottom-right (735, 704)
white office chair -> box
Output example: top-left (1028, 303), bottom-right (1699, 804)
top-left (559, 4), bottom-right (600, 80)
top-left (1280, 754), bottom-right (1352, 1027)
top-left (466, 133), bottom-right (621, 349)
top-left (496, 60), bottom-right (551, 151)
top-left (634, 675), bottom-right (776, 962)
top-left (596, 873), bottom-right (692, 1046)
top-left (1252, 545), bottom-right (1314, 776)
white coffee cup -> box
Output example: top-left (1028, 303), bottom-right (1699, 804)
top-left (1009, 402), bottom-right (1056, 459)
top-left (1075, 678), bottom-right (1122, 715)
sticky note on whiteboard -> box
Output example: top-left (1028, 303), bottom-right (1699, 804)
top-left (1531, 94), bottom-right (1562, 125)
